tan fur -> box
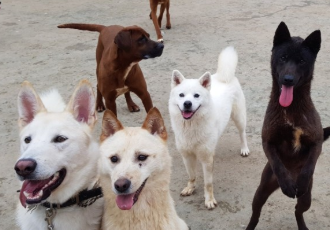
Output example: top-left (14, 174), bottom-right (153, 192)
top-left (100, 108), bottom-right (188, 230)
top-left (293, 127), bottom-right (304, 152)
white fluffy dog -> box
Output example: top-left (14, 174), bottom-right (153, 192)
top-left (15, 80), bottom-right (103, 230)
top-left (169, 46), bottom-right (250, 209)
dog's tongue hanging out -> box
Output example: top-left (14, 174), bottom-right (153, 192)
top-left (279, 85), bottom-right (293, 107)
top-left (116, 194), bottom-right (135, 210)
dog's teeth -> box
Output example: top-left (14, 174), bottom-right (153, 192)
top-left (37, 190), bottom-right (43, 197)
top-left (23, 191), bottom-right (31, 198)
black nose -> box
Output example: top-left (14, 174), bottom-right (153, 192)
top-left (114, 178), bottom-right (131, 193)
top-left (283, 75), bottom-right (294, 84)
top-left (14, 159), bottom-right (37, 178)
top-left (156, 42), bottom-right (164, 50)
top-left (184, 101), bottom-right (192, 109)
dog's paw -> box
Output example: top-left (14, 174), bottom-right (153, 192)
top-left (205, 198), bottom-right (217, 210)
top-left (279, 177), bottom-right (296, 199)
top-left (180, 186), bottom-right (195, 196)
top-left (157, 38), bottom-right (164, 43)
top-left (240, 147), bottom-right (250, 157)
top-left (166, 24), bottom-right (171, 29)
top-left (128, 104), bottom-right (140, 112)
top-left (96, 105), bottom-right (105, 113)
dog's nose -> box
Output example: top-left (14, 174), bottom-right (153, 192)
top-left (14, 159), bottom-right (37, 177)
top-left (184, 101), bottom-right (192, 109)
top-left (114, 178), bottom-right (131, 193)
top-left (283, 75), bottom-right (294, 84)
top-left (156, 42), bottom-right (164, 50)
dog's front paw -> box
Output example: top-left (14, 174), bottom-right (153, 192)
top-left (279, 177), bottom-right (296, 198)
top-left (96, 104), bottom-right (105, 113)
top-left (157, 38), bottom-right (164, 43)
top-left (205, 198), bottom-right (217, 210)
top-left (127, 104), bottom-right (140, 112)
top-left (240, 147), bottom-right (250, 157)
top-left (180, 186), bottom-right (195, 196)
top-left (166, 24), bottom-right (171, 29)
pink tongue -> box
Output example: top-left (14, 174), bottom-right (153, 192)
top-left (19, 178), bottom-right (52, 207)
top-left (116, 194), bottom-right (135, 210)
top-left (279, 85), bottom-right (293, 107)
top-left (182, 111), bottom-right (193, 119)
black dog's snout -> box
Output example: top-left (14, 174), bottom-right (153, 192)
top-left (184, 101), bottom-right (192, 109)
top-left (115, 178), bottom-right (131, 193)
top-left (156, 42), bottom-right (164, 50)
top-left (14, 159), bottom-right (37, 178)
top-left (283, 75), bottom-right (294, 85)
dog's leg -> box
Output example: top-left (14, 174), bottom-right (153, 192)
top-left (246, 162), bottom-right (279, 230)
top-left (165, 0), bottom-right (171, 29)
top-left (295, 178), bottom-right (312, 230)
top-left (130, 88), bottom-right (153, 113)
top-left (180, 153), bottom-right (197, 196)
top-left (158, 3), bottom-right (165, 28)
top-left (96, 86), bottom-right (106, 112)
top-left (150, 2), bottom-right (163, 42)
top-left (231, 94), bottom-right (249, 156)
top-left (105, 97), bottom-right (117, 117)
top-left (124, 92), bottom-right (140, 112)
top-left (201, 154), bottom-right (217, 209)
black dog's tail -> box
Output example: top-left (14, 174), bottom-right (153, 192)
top-left (323, 127), bottom-right (330, 141)
top-left (57, 23), bottom-right (105, 33)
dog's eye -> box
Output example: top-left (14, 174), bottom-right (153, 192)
top-left (137, 155), bottom-right (148, 161)
top-left (299, 59), bottom-right (305, 65)
top-left (110, 156), bottom-right (119, 163)
top-left (53, 135), bottom-right (68, 143)
top-left (179, 93), bottom-right (184, 97)
top-left (138, 36), bottom-right (147, 43)
top-left (24, 136), bottom-right (31, 144)
top-left (194, 94), bottom-right (200, 98)
top-left (280, 55), bottom-right (287, 62)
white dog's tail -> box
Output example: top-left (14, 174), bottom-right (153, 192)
top-left (40, 89), bottom-right (66, 112)
top-left (215, 46), bottom-right (238, 83)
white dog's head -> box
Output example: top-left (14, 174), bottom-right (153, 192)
top-left (169, 70), bottom-right (212, 120)
top-left (100, 108), bottom-right (170, 210)
top-left (15, 80), bottom-right (97, 208)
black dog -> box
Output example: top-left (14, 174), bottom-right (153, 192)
top-left (246, 22), bottom-right (328, 230)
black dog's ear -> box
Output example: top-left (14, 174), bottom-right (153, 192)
top-left (273, 22), bottom-right (291, 47)
top-left (114, 29), bottom-right (132, 52)
top-left (303, 30), bottom-right (321, 56)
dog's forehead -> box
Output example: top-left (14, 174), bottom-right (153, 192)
top-left (125, 25), bottom-right (149, 37)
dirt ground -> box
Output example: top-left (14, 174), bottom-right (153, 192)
top-left (1, 0), bottom-right (330, 229)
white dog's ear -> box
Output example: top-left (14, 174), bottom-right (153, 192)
top-left (142, 107), bottom-right (167, 141)
top-left (66, 79), bottom-right (96, 128)
top-left (199, 72), bottom-right (211, 90)
top-left (100, 109), bottom-right (124, 142)
top-left (18, 81), bottom-right (46, 129)
top-left (171, 70), bottom-right (185, 88)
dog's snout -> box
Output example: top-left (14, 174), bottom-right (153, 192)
top-left (115, 178), bottom-right (131, 193)
top-left (184, 101), bottom-right (192, 109)
top-left (283, 75), bottom-right (294, 84)
top-left (14, 159), bottom-right (37, 177)
top-left (156, 42), bottom-right (164, 50)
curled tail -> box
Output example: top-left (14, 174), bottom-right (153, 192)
top-left (57, 23), bottom-right (106, 32)
top-left (40, 89), bottom-right (66, 113)
top-left (215, 46), bottom-right (238, 83)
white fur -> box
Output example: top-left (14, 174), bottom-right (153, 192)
top-left (16, 81), bottom-right (103, 230)
top-left (169, 46), bottom-right (250, 209)
top-left (100, 111), bottom-right (188, 230)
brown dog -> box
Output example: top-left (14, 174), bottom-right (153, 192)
top-left (58, 24), bottom-right (164, 116)
top-left (149, 0), bottom-right (171, 42)
top-left (246, 22), bottom-right (329, 230)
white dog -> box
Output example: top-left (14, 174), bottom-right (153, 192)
top-left (169, 46), bottom-right (250, 209)
top-left (15, 80), bottom-right (103, 230)
top-left (99, 108), bottom-right (188, 230)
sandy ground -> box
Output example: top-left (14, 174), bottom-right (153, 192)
top-left (1, 0), bottom-right (330, 229)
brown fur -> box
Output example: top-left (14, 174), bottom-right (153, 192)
top-left (149, 0), bottom-right (171, 42)
top-left (58, 24), bottom-right (164, 116)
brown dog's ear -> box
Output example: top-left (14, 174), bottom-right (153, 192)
top-left (100, 109), bottom-right (124, 142)
top-left (171, 70), bottom-right (185, 88)
top-left (17, 81), bottom-right (46, 129)
top-left (114, 29), bottom-right (132, 52)
top-left (66, 79), bottom-right (96, 128)
top-left (142, 107), bottom-right (167, 141)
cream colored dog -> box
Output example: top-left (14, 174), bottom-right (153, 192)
top-left (99, 108), bottom-right (188, 230)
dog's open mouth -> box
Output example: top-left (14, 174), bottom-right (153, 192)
top-left (279, 85), bottom-right (294, 107)
top-left (19, 168), bottom-right (66, 207)
top-left (115, 178), bottom-right (148, 210)
top-left (181, 106), bottom-right (201, 120)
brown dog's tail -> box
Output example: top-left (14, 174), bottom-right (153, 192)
top-left (57, 23), bottom-right (105, 32)
top-left (323, 127), bottom-right (330, 141)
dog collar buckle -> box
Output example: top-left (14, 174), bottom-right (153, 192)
top-left (45, 207), bottom-right (56, 230)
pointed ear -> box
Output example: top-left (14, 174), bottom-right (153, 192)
top-left (100, 109), bottom-right (124, 142)
top-left (199, 72), bottom-right (211, 90)
top-left (114, 29), bottom-right (132, 52)
top-left (142, 107), bottom-right (167, 141)
top-left (273, 22), bottom-right (291, 47)
top-left (303, 30), bottom-right (321, 56)
top-left (66, 79), bottom-right (96, 128)
top-left (17, 81), bottom-right (46, 129)
top-left (171, 70), bottom-right (185, 88)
